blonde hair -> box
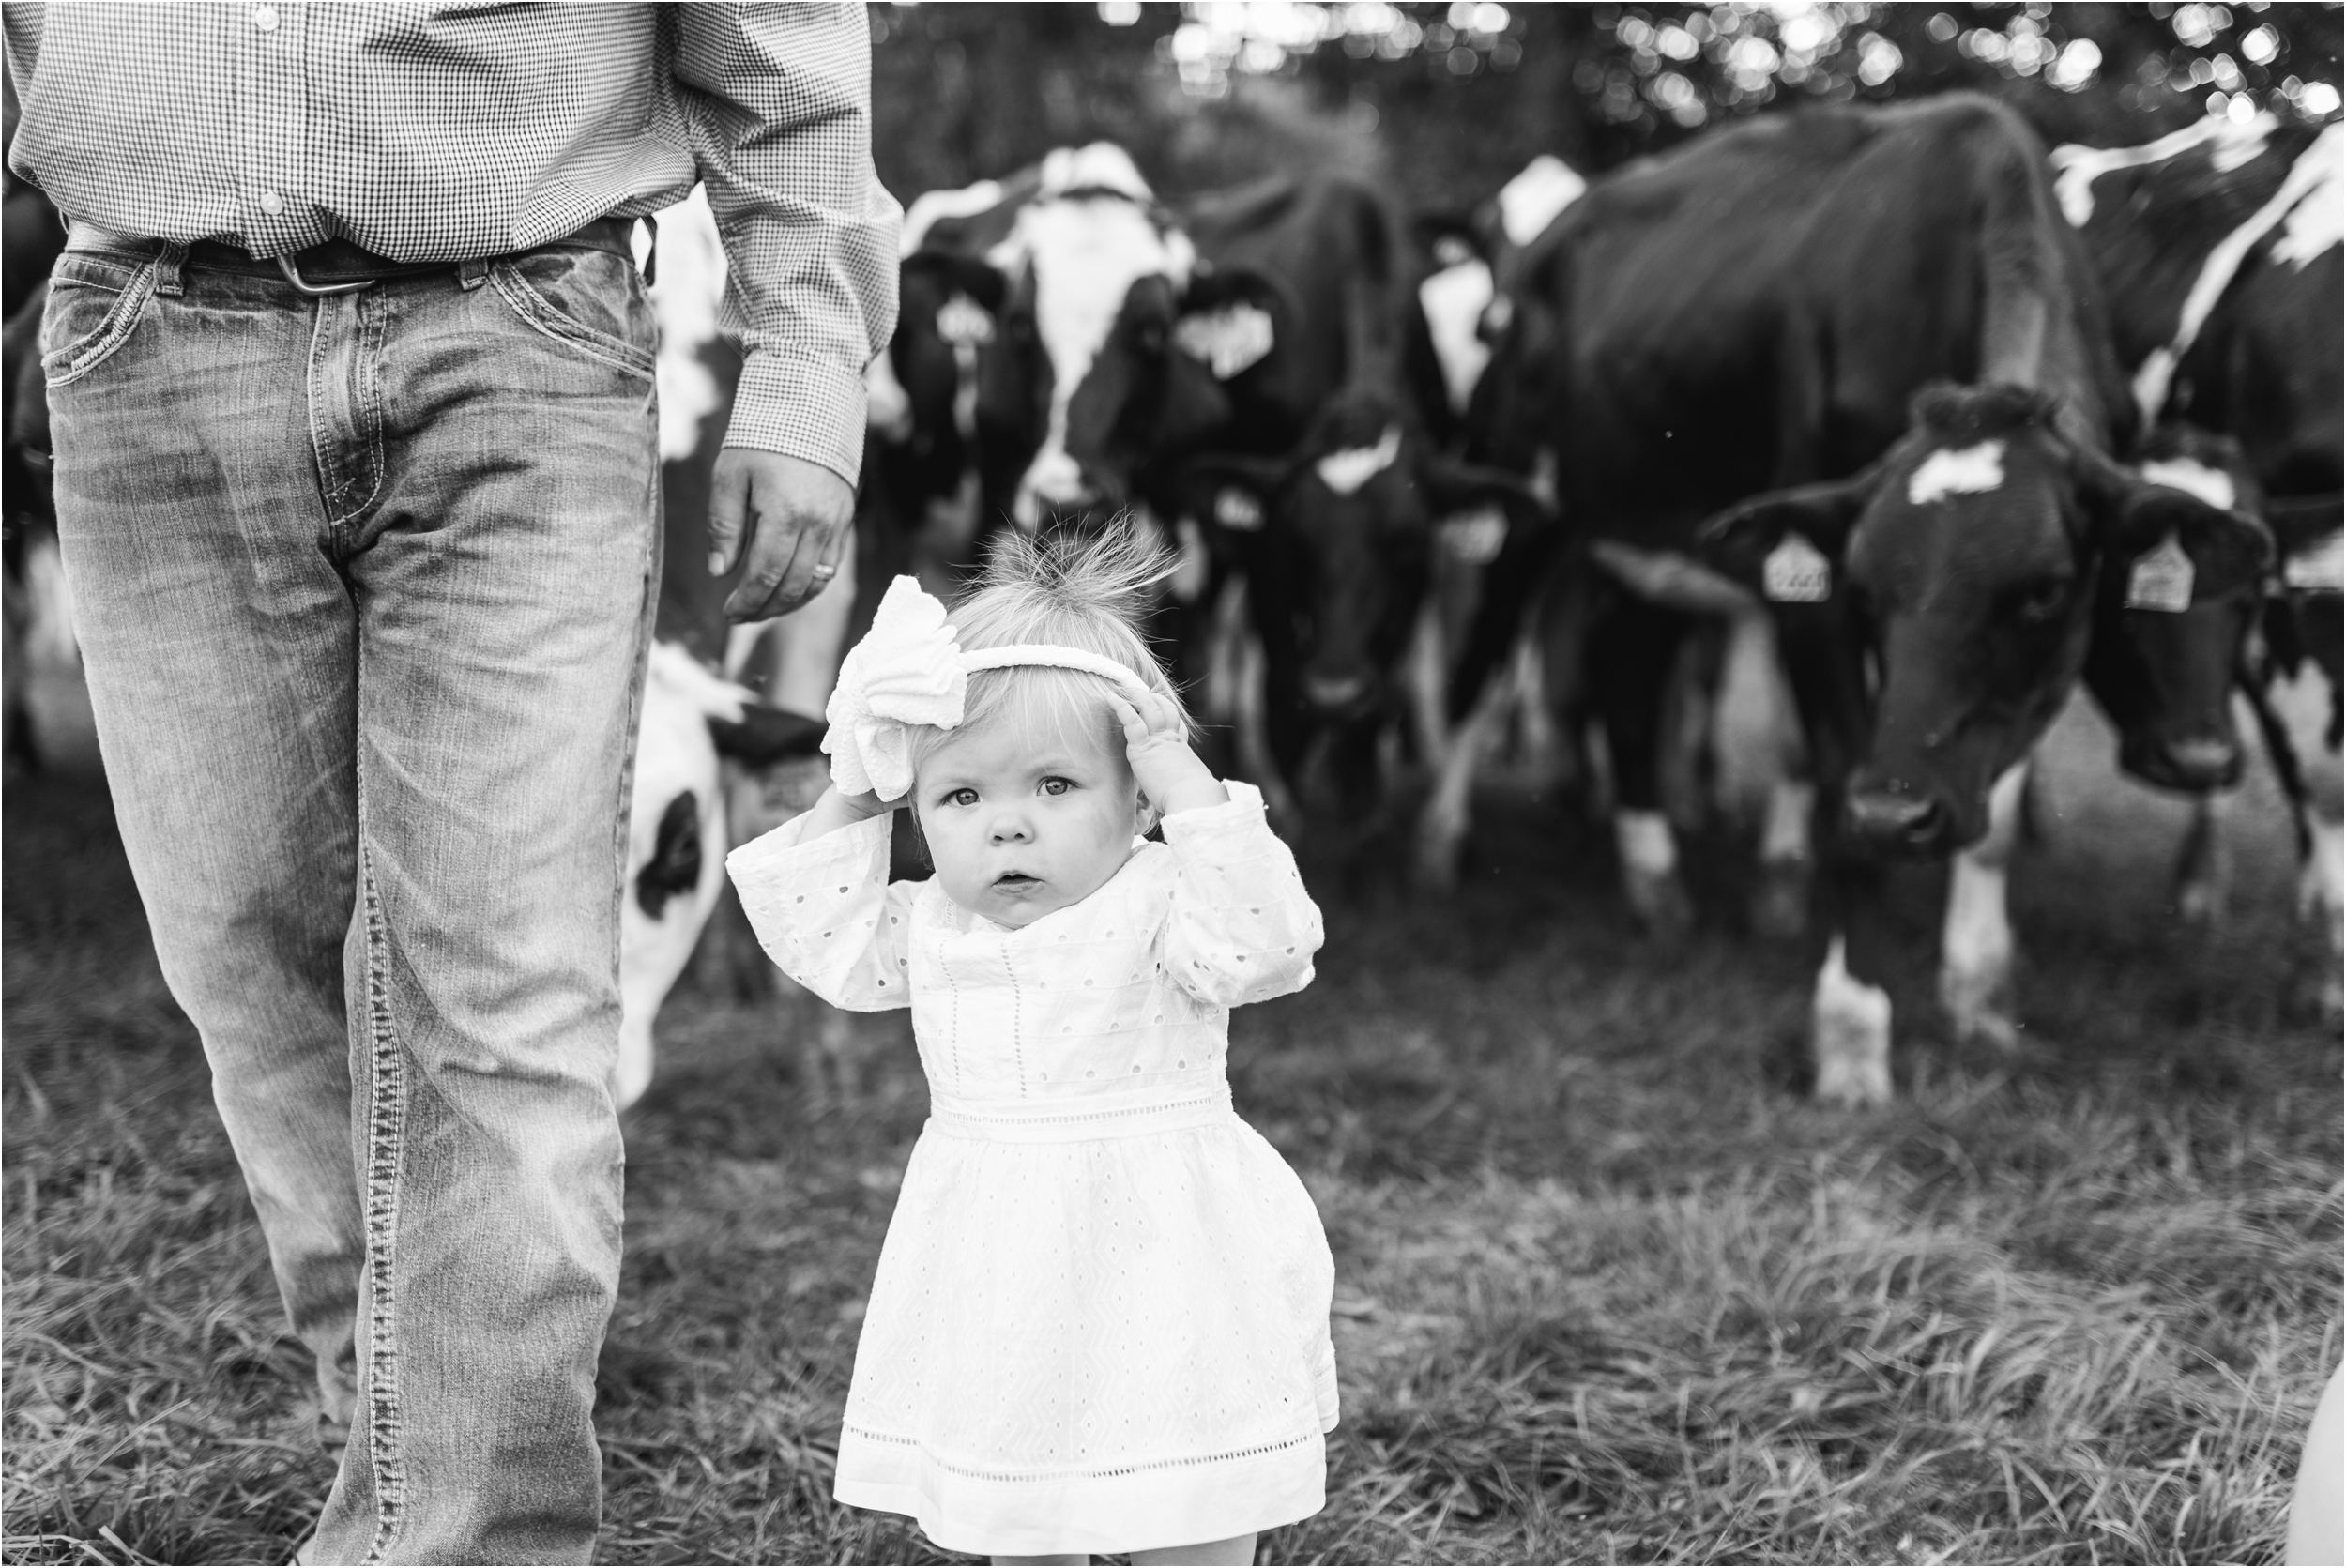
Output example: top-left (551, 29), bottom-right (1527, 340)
top-left (907, 520), bottom-right (1193, 787)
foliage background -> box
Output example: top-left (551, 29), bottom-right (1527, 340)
top-left (870, 2), bottom-right (2344, 215)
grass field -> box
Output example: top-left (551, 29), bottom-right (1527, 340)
top-left (5, 696), bottom-right (2339, 1566)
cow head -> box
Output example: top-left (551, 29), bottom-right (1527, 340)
top-left (1178, 391), bottom-right (1537, 800)
top-left (1700, 383), bottom-right (2271, 855)
top-left (2083, 424), bottom-right (2271, 792)
top-left (617, 645), bottom-right (826, 1111)
top-left (878, 251), bottom-right (1007, 492)
top-left (977, 162), bottom-right (1292, 529)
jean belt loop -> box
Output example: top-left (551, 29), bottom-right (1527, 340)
top-left (153, 241), bottom-right (188, 297)
top-left (458, 254), bottom-right (490, 291)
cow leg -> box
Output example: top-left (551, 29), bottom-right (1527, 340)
top-left (1753, 778), bottom-right (1817, 939)
top-left (1414, 662), bottom-right (1512, 891)
top-left (1938, 760), bottom-right (2029, 1050)
top-left (1812, 931), bottom-right (1894, 1107)
top-left (1590, 595), bottom-right (1694, 937)
top-left (2173, 787), bottom-right (2240, 925)
top-left (2298, 801), bottom-right (2343, 1021)
top-left (1404, 594), bottom-right (1449, 773)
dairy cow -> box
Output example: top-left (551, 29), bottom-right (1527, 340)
top-left (1455, 95), bottom-right (2266, 1104)
top-left (2052, 114), bottom-right (2343, 1010)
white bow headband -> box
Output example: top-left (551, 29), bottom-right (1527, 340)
top-left (822, 575), bottom-right (1152, 801)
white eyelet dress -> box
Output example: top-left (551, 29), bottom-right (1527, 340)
top-left (725, 782), bottom-right (1338, 1559)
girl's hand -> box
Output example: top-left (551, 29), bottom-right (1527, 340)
top-left (799, 783), bottom-right (899, 841)
top-left (1108, 690), bottom-right (1228, 819)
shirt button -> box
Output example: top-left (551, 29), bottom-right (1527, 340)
top-left (252, 4), bottom-right (279, 28)
top-left (259, 190), bottom-right (285, 217)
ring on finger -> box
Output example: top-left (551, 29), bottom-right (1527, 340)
top-left (810, 562), bottom-right (839, 581)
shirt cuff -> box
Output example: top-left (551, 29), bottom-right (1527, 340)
top-left (721, 348), bottom-right (869, 490)
top-left (724, 807), bottom-right (891, 909)
top-left (1160, 779), bottom-right (1274, 855)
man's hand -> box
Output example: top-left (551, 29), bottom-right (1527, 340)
top-left (708, 449), bottom-right (858, 622)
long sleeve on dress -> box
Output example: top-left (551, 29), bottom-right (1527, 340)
top-left (725, 811), bottom-right (917, 1012)
top-left (1157, 781), bottom-right (1324, 1009)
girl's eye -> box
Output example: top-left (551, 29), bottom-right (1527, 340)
top-left (1041, 777), bottom-right (1072, 796)
top-left (944, 787), bottom-right (977, 808)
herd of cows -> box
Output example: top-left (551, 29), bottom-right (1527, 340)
top-left (3, 91), bottom-right (2338, 1112)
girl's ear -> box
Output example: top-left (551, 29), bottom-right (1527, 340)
top-left (1134, 789), bottom-right (1163, 836)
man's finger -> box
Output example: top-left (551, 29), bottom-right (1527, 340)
top-left (726, 521), bottom-right (811, 621)
top-left (708, 456), bottom-right (752, 578)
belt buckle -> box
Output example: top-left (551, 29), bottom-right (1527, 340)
top-left (275, 253), bottom-right (374, 297)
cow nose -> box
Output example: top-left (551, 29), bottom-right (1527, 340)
top-left (1303, 670), bottom-right (1373, 711)
top-left (1844, 786), bottom-right (1950, 855)
top-left (1028, 449), bottom-right (1092, 507)
top-left (2156, 735), bottom-right (2242, 791)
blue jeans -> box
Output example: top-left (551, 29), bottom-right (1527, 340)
top-left (40, 231), bottom-right (662, 1563)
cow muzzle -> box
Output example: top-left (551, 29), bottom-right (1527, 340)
top-left (1843, 782), bottom-right (1955, 857)
top-left (2123, 731), bottom-right (2243, 793)
top-left (1302, 669), bottom-right (1377, 714)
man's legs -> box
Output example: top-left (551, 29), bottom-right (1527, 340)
top-left (46, 239), bottom-right (661, 1562)
top-left (311, 245), bottom-right (661, 1562)
top-left (46, 243), bottom-right (369, 1452)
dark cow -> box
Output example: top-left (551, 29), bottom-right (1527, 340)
top-left (1455, 95), bottom-right (2267, 1103)
top-left (2052, 115), bottom-right (2342, 1008)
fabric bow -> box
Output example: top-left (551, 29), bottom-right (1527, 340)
top-left (823, 577), bottom-right (969, 801)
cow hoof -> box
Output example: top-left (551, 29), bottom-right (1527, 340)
top-left (1411, 834), bottom-right (1461, 894)
top-left (1747, 860), bottom-right (1809, 940)
top-left (1812, 948), bottom-right (1893, 1107)
top-left (1939, 961), bottom-right (2019, 1052)
top-left (1624, 868), bottom-right (1695, 941)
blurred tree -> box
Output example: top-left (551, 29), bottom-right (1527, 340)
top-left (871, 2), bottom-right (2341, 216)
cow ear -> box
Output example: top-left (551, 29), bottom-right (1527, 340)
top-left (2103, 487), bottom-right (2276, 607)
top-left (2263, 494), bottom-right (2343, 564)
top-left (902, 251), bottom-right (1006, 315)
top-left (706, 703), bottom-right (829, 766)
top-left (1176, 453), bottom-right (1291, 534)
top-left (1696, 473), bottom-right (1873, 603)
top-left (1416, 451), bottom-right (1550, 519)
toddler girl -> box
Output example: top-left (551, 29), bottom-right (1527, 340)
top-left (726, 525), bottom-right (1337, 1566)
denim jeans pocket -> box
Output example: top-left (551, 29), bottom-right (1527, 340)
top-left (488, 247), bottom-right (657, 381)
top-left (41, 253), bottom-right (160, 388)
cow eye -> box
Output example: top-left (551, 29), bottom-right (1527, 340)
top-left (2013, 580), bottom-right (2068, 623)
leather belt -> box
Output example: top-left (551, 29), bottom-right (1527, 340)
top-left (67, 215), bottom-right (638, 297)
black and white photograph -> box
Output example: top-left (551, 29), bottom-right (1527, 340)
top-left (2, 3), bottom-right (2340, 1563)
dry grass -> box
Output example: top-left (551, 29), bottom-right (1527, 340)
top-left (6, 699), bottom-right (2339, 1565)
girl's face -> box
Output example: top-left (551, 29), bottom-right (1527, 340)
top-left (913, 703), bottom-right (1150, 928)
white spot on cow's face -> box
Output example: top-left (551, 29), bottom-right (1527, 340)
top-left (1905, 441), bottom-right (2006, 505)
top-left (1497, 154), bottom-right (1587, 248)
top-left (2140, 456), bottom-right (2238, 510)
top-left (651, 186), bottom-right (727, 462)
top-left (1313, 426), bottom-right (1402, 495)
top-left (995, 196), bottom-right (1192, 519)
top-left (1419, 259), bottom-right (1494, 415)
top-left (2285, 529), bottom-right (2344, 592)
top-left (1039, 142), bottom-right (1155, 202)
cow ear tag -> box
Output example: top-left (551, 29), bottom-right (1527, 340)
top-left (2125, 534), bottom-right (2195, 612)
top-left (1213, 488), bottom-right (1265, 530)
top-left (2284, 530), bottom-right (2343, 592)
top-left (936, 293), bottom-right (995, 347)
top-left (1762, 533), bottom-right (1832, 603)
top-left (1173, 301), bottom-right (1275, 379)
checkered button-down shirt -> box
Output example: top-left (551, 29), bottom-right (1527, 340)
top-left (3, 3), bottom-right (900, 484)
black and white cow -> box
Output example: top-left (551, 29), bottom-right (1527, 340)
top-left (1455, 94), bottom-right (2267, 1104)
top-left (2052, 114), bottom-right (2343, 1010)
